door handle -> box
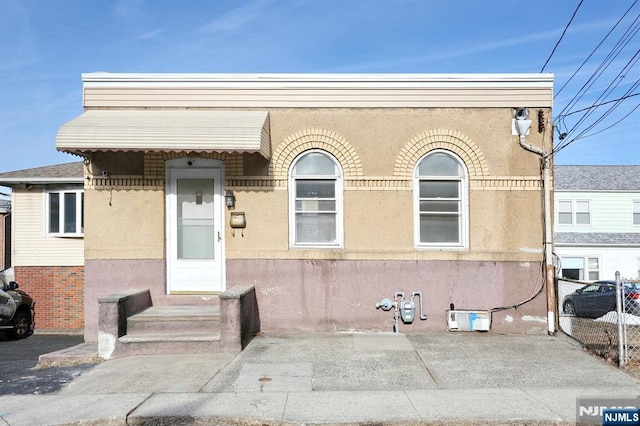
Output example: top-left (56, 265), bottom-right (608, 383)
top-left (217, 232), bottom-right (222, 242)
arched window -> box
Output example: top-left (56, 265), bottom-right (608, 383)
top-left (414, 150), bottom-right (468, 248)
top-left (289, 150), bottom-right (343, 247)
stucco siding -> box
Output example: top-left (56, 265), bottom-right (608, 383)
top-left (226, 258), bottom-right (547, 334)
top-left (12, 189), bottom-right (83, 266)
top-left (84, 188), bottom-right (165, 260)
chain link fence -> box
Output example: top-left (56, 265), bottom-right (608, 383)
top-left (558, 275), bottom-right (640, 366)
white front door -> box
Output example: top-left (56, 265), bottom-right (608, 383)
top-left (166, 159), bottom-right (224, 294)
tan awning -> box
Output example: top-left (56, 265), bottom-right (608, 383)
top-left (56, 110), bottom-right (271, 159)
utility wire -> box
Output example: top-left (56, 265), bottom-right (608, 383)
top-left (559, 92), bottom-right (640, 116)
top-left (557, 17), bottom-right (640, 118)
top-left (541, 0), bottom-right (584, 72)
top-left (555, 0), bottom-right (638, 98)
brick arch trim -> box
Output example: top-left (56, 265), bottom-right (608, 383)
top-left (393, 129), bottom-right (489, 177)
top-left (270, 129), bottom-right (364, 178)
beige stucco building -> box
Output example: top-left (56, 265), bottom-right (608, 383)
top-left (56, 73), bottom-right (554, 341)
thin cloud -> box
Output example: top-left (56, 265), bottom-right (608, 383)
top-left (194, 0), bottom-right (276, 35)
top-left (135, 28), bottom-right (164, 41)
top-left (113, 0), bottom-right (144, 22)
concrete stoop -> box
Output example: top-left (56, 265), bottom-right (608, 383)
top-left (113, 305), bottom-right (222, 358)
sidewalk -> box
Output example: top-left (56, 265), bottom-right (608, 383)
top-left (1, 332), bottom-right (638, 425)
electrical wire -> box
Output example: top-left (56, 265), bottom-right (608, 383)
top-left (551, 2), bottom-right (640, 156)
top-left (556, 17), bottom-right (640, 119)
top-left (491, 156), bottom-right (547, 313)
top-left (541, 0), bottom-right (584, 73)
top-left (555, 0), bottom-right (638, 99)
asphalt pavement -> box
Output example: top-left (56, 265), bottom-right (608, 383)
top-left (0, 333), bottom-right (95, 395)
top-left (1, 331), bottom-right (639, 425)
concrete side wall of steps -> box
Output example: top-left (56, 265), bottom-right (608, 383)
top-left (97, 285), bottom-right (259, 359)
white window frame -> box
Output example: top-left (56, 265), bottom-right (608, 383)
top-left (587, 256), bottom-right (600, 281)
top-left (560, 255), bottom-right (600, 281)
top-left (413, 150), bottom-right (468, 250)
top-left (633, 201), bottom-right (640, 226)
top-left (45, 189), bottom-right (84, 237)
top-left (557, 199), bottom-right (591, 226)
top-left (288, 150), bottom-right (344, 248)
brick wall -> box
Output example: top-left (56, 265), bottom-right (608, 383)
top-left (14, 266), bottom-right (84, 332)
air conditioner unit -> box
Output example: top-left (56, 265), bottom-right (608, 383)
top-left (447, 310), bottom-right (491, 332)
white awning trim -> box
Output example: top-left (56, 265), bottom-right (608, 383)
top-left (56, 110), bottom-right (271, 159)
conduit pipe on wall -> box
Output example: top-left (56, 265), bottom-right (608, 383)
top-left (514, 108), bottom-right (556, 334)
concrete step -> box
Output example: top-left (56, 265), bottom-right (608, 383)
top-left (115, 332), bottom-right (222, 357)
top-left (126, 305), bottom-right (220, 335)
top-left (114, 305), bottom-right (223, 358)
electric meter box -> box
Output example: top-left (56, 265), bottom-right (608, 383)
top-left (447, 310), bottom-right (491, 332)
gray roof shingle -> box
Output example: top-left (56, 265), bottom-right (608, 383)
top-left (0, 162), bottom-right (84, 185)
top-left (555, 165), bottom-right (640, 191)
top-left (555, 232), bottom-right (640, 246)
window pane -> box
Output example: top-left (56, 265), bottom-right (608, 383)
top-left (420, 214), bottom-right (459, 243)
top-left (576, 212), bottom-right (590, 225)
top-left (294, 153), bottom-right (337, 176)
top-left (588, 271), bottom-right (599, 280)
top-left (49, 193), bottom-right (60, 233)
top-left (296, 200), bottom-right (336, 212)
top-left (562, 257), bottom-right (585, 269)
top-left (177, 179), bottom-right (215, 259)
top-left (418, 153), bottom-right (462, 177)
top-left (562, 269), bottom-right (581, 280)
top-left (81, 192), bottom-right (84, 233)
top-left (296, 213), bottom-right (336, 243)
top-left (420, 200), bottom-right (459, 213)
top-left (588, 257), bottom-right (599, 269)
top-left (558, 201), bottom-right (572, 213)
top-left (64, 193), bottom-right (77, 233)
top-left (558, 212), bottom-right (572, 224)
top-left (296, 180), bottom-right (335, 198)
top-left (576, 201), bottom-right (589, 213)
top-left (419, 181), bottom-right (459, 198)
top-left (635, 213), bottom-right (640, 225)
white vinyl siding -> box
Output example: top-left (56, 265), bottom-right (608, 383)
top-left (555, 191), bottom-right (640, 233)
top-left (12, 189), bottom-right (84, 267)
top-left (555, 247), bottom-right (639, 281)
top-left (81, 73), bottom-right (553, 109)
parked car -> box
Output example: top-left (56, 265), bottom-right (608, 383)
top-left (0, 277), bottom-right (35, 339)
top-left (562, 280), bottom-right (640, 319)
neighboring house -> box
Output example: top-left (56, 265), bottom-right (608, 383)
top-left (55, 72), bottom-right (554, 341)
top-left (0, 196), bottom-right (10, 272)
top-left (554, 165), bottom-right (640, 281)
top-left (0, 162), bottom-right (85, 332)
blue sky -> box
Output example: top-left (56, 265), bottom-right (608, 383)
top-left (0, 0), bottom-right (638, 174)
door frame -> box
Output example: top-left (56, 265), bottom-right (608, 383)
top-left (165, 157), bottom-right (225, 294)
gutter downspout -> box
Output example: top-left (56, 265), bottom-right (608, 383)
top-left (518, 133), bottom-right (556, 335)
